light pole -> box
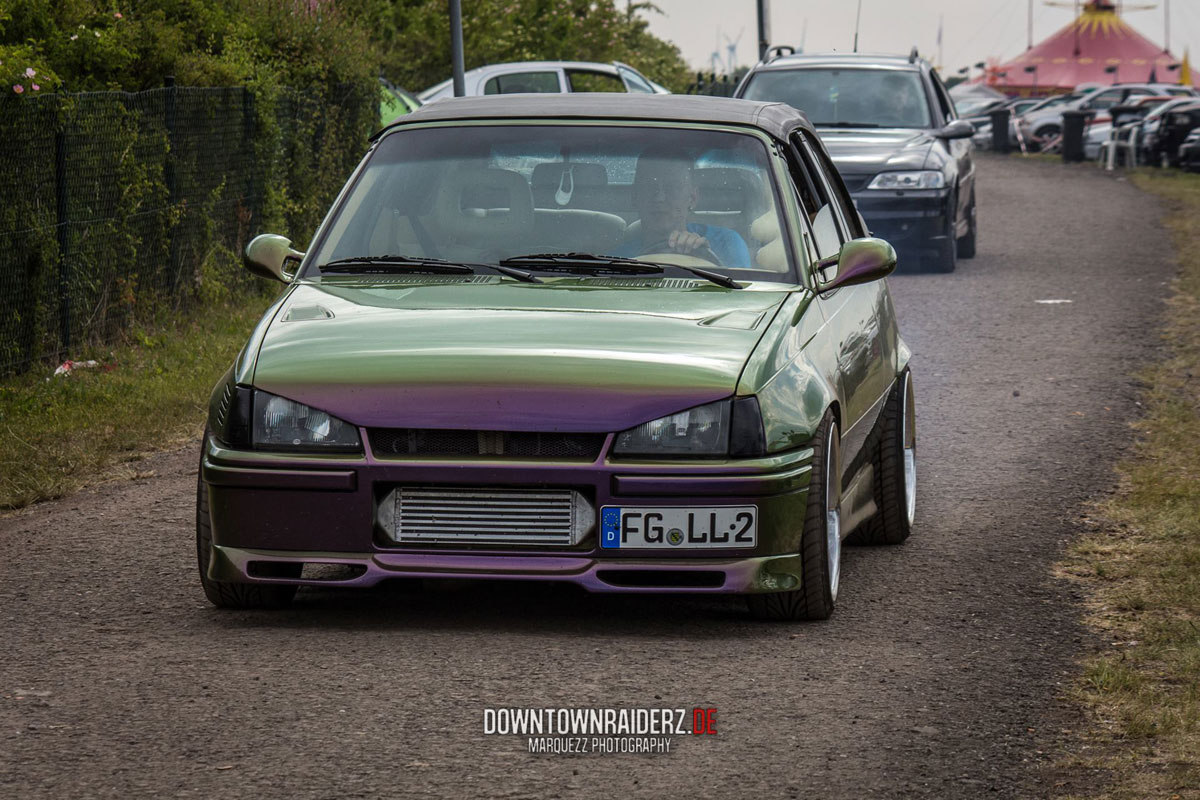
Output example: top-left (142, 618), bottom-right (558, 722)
top-left (756, 0), bottom-right (770, 61)
top-left (450, 0), bottom-right (465, 97)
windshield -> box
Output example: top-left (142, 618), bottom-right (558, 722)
top-left (741, 68), bottom-right (932, 129)
top-left (306, 125), bottom-right (793, 278)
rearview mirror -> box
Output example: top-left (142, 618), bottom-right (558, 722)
top-left (244, 234), bottom-right (304, 283)
top-left (816, 238), bottom-right (897, 293)
top-left (935, 120), bottom-right (976, 140)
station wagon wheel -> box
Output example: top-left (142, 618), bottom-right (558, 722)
top-left (932, 194), bottom-right (958, 273)
top-left (746, 411), bottom-right (841, 621)
top-left (196, 430), bottom-right (299, 609)
top-left (848, 370), bottom-right (916, 546)
top-left (956, 189), bottom-right (977, 260)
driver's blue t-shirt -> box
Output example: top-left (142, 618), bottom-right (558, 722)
top-left (611, 223), bottom-right (751, 268)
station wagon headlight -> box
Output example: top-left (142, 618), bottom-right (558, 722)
top-left (612, 397), bottom-right (766, 458)
top-left (252, 390), bottom-right (361, 452)
top-left (867, 170), bottom-right (946, 190)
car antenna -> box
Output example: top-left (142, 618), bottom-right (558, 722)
top-left (909, 46), bottom-right (919, 64)
top-left (853, 0), bottom-right (863, 52)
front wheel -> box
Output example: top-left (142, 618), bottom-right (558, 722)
top-left (747, 412), bottom-right (841, 621)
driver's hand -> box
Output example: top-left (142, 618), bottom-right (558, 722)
top-left (668, 230), bottom-right (710, 254)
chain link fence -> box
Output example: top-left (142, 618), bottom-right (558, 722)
top-left (0, 81), bottom-right (376, 376)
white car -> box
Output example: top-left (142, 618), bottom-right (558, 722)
top-left (419, 61), bottom-right (668, 103)
top-left (1017, 83), bottom-right (1197, 148)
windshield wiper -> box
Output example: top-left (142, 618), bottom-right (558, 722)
top-left (317, 255), bottom-right (541, 283)
top-left (499, 252), bottom-right (742, 289)
top-left (817, 122), bottom-right (886, 129)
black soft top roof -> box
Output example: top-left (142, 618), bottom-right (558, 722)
top-left (378, 93), bottom-right (813, 141)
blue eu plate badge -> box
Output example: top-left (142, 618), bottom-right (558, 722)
top-left (601, 507), bottom-right (622, 549)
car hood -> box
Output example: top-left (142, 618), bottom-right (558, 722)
top-left (816, 128), bottom-right (935, 179)
top-left (251, 279), bottom-right (792, 432)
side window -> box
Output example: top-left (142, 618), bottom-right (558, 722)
top-left (566, 70), bottom-right (626, 93)
top-left (483, 71), bottom-right (561, 95)
top-left (617, 68), bottom-right (656, 94)
top-left (805, 136), bottom-right (867, 240)
top-left (1085, 90), bottom-right (1120, 110)
top-left (786, 134), bottom-right (847, 260)
top-left (930, 70), bottom-right (956, 122)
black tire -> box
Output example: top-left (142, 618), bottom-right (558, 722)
top-left (956, 190), bottom-right (977, 259)
top-left (1033, 124), bottom-right (1060, 151)
top-left (932, 221), bottom-right (957, 273)
top-left (848, 371), bottom-right (916, 546)
top-left (196, 431), bottom-right (298, 609)
top-left (747, 412), bottom-right (841, 621)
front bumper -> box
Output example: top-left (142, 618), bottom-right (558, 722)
top-left (201, 437), bottom-right (814, 594)
top-left (852, 187), bottom-right (953, 259)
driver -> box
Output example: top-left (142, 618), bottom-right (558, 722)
top-left (878, 74), bottom-right (922, 127)
top-left (612, 149), bottom-right (750, 267)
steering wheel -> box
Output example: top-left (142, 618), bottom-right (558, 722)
top-left (637, 237), bottom-right (724, 267)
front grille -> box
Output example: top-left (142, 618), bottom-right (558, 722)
top-left (386, 487), bottom-right (592, 546)
top-left (369, 429), bottom-right (605, 460)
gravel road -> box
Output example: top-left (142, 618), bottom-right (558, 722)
top-left (0, 155), bottom-right (1175, 798)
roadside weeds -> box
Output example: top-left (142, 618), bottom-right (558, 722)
top-left (1056, 167), bottom-right (1200, 799)
top-left (0, 295), bottom-right (271, 511)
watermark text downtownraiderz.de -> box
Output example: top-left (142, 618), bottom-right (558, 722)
top-left (483, 707), bottom-right (718, 755)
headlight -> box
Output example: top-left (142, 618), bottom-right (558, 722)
top-left (866, 170), bottom-right (946, 190)
top-left (252, 390), bottom-right (361, 452)
top-left (612, 397), bottom-right (766, 458)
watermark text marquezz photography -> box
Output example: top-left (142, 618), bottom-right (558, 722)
top-left (483, 707), bottom-right (718, 755)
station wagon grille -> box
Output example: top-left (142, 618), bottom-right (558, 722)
top-left (369, 429), bottom-right (605, 460)
top-left (387, 487), bottom-right (591, 546)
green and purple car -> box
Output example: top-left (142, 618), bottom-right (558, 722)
top-left (198, 95), bottom-right (916, 620)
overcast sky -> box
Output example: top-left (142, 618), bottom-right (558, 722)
top-left (643, 0), bottom-right (1200, 76)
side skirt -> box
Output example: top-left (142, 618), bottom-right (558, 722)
top-left (839, 462), bottom-right (878, 539)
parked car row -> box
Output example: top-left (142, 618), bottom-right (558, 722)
top-left (1015, 82), bottom-right (1197, 150)
top-left (1087, 96), bottom-right (1200, 169)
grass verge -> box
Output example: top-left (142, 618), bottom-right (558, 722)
top-left (1057, 167), bottom-right (1200, 798)
top-left (0, 295), bottom-right (272, 511)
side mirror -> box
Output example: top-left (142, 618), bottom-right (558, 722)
top-left (935, 120), bottom-right (976, 140)
top-left (244, 234), bottom-right (304, 282)
top-left (816, 238), bottom-right (897, 293)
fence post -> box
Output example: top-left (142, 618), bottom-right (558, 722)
top-left (164, 75), bottom-right (181, 296)
top-left (55, 126), bottom-right (71, 353)
top-left (242, 88), bottom-right (257, 236)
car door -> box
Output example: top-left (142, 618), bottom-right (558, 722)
top-left (930, 69), bottom-right (973, 232)
top-left (788, 131), bottom-right (894, 462)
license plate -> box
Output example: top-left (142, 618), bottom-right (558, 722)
top-left (599, 506), bottom-right (757, 549)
